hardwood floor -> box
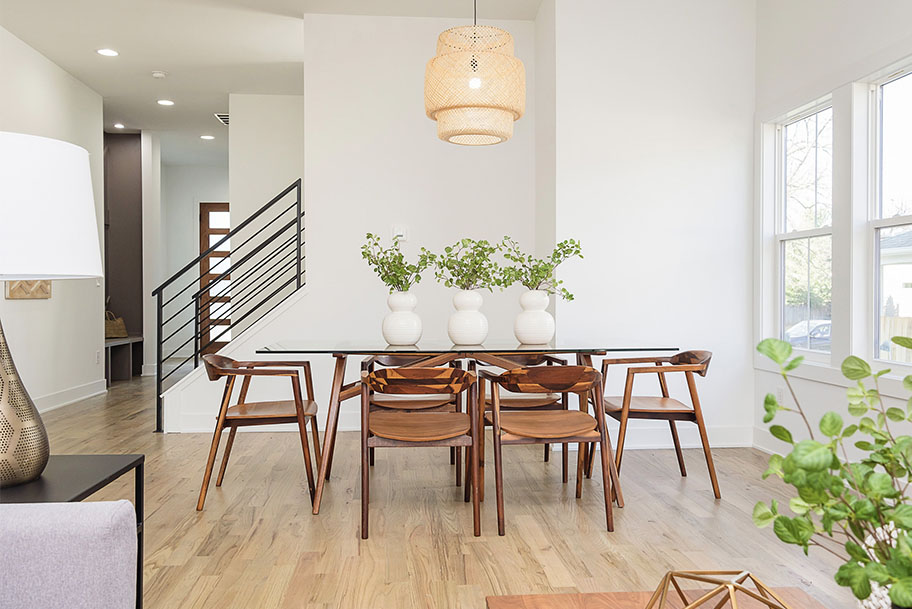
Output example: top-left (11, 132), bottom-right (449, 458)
top-left (42, 377), bottom-right (853, 608)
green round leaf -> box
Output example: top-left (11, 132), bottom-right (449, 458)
top-left (791, 440), bottom-right (833, 471)
top-left (835, 562), bottom-right (872, 600)
top-left (752, 502), bottom-right (776, 528)
top-left (890, 578), bottom-right (912, 607)
top-left (842, 356), bottom-right (872, 380)
top-left (819, 411), bottom-right (843, 437)
top-left (757, 339), bottom-right (792, 365)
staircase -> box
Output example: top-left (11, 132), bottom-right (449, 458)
top-left (152, 180), bottom-right (304, 431)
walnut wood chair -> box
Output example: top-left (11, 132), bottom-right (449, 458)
top-left (363, 355), bottom-right (463, 484)
top-left (360, 365), bottom-right (480, 539)
top-left (197, 354), bottom-right (321, 511)
top-left (476, 354), bottom-right (569, 501)
top-left (599, 350), bottom-right (720, 499)
top-left (483, 365), bottom-right (622, 535)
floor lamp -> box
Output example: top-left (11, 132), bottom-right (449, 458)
top-left (0, 131), bottom-right (104, 487)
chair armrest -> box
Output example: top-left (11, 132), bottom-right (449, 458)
top-left (627, 364), bottom-right (705, 375)
top-left (601, 356), bottom-right (672, 366)
top-left (542, 355), bottom-right (567, 365)
top-left (234, 360), bottom-right (312, 369)
top-left (221, 368), bottom-right (298, 377)
top-left (479, 370), bottom-right (502, 383)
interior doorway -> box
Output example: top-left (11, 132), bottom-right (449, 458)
top-left (199, 202), bottom-right (230, 354)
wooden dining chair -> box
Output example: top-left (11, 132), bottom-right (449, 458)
top-left (598, 350), bottom-right (720, 499)
top-left (197, 354), bottom-right (321, 511)
top-left (363, 355), bottom-right (463, 484)
top-left (483, 365), bottom-right (622, 535)
top-left (360, 365), bottom-right (480, 539)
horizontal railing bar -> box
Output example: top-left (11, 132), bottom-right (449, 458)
top-left (200, 255), bottom-right (297, 335)
top-left (196, 238), bottom-right (299, 314)
top-left (198, 255), bottom-right (299, 336)
top-left (198, 245), bottom-right (298, 316)
top-left (153, 179), bottom-right (301, 295)
top-left (199, 273), bottom-right (298, 353)
top-left (193, 223), bottom-right (298, 299)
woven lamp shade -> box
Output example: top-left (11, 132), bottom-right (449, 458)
top-left (425, 25), bottom-right (525, 146)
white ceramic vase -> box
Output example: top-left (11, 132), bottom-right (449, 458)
top-left (447, 289), bottom-right (488, 345)
top-left (513, 290), bottom-right (555, 345)
top-left (382, 291), bottom-right (422, 345)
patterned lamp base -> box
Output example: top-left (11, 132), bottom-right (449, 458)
top-left (0, 317), bottom-right (50, 487)
top-left (646, 571), bottom-right (794, 609)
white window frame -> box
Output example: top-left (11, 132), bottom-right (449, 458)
top-left (773, 102), bottom-right (834, 363)
top-left (870, 66), bottom-right (912, 365)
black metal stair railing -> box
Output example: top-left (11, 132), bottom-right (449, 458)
top-left (152, 179), bottom-right (304, 431)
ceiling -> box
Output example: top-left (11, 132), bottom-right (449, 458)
top-left (0, 0), bottom-right (541, 165)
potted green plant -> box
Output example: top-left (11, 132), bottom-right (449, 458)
top-left (499, 237), bottom-right (582, 344)
top-left (754, 336), bottom-right (912, 609)
top-left (423, 238), bottom-right (500, 345)
top-left (361, 233), bottom-right (431, 345)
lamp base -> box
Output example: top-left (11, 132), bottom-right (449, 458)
top-left (0, 316), bottom-right (49, 487)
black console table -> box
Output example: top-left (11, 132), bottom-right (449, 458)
top-left (0, 454), bottom-right (145, 609)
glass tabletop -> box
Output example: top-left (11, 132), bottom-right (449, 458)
top-left (257, 340), bottom-right (679, 355)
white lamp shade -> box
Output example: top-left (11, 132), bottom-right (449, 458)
top-left (0, 132), bottom-right (103, 280)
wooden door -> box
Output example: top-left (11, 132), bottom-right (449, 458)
top-left (199, 202), bottom-right (230, 354)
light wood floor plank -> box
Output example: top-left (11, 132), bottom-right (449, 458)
top-left (41, 377), bottom-right (854, 608)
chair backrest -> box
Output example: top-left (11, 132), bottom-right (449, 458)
top-left (670, 350), bottom-right (712, 377)
top-left (365, 367), bottom-right (475, 395)
top-left (372, 354), bottom-right (444, 367)
top-left (496, 354), bottom-right (552, 367)
top-left (495, 366), bottom-right (600, 394)
top-left (202, 353), bottom-right (238, 381)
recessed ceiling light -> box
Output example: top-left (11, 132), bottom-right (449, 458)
top-left (151, 70), bottom-right (167, 79)
top-left (157, 99), bottom-right (175, 106)
top-left (114, 123), bottom-right (125, 129)
top-left (96, 48), bottom-right (118, 57)
top-left (200, 135), bottom-right (215, 140)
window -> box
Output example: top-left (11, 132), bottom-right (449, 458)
top-left (778, 107), bottom-right (833, 352)
top-left (875, 73), bottom-right (912, 363)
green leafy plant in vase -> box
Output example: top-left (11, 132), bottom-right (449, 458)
top-left (499, 237), bottom-right (582, 344)
top-left (423, 238), bottom-right (500, 345)
top-left (754, 336), bottom-right (912, 609)
top-left (361, 233), bottom-right (431, 345)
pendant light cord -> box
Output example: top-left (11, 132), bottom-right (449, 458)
top-left (474, 0), bottom-right (477, 25)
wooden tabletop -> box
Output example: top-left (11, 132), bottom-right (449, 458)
top-left (485, 587), bottom-right (825, 609)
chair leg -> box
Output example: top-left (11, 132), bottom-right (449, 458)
top-left (465, 445), bottom-right (472, 503)
top-left (544, 443), bottom-right (550, 462)
top-left (586, 442), bottom-right (595, 479)
top-left (450, 446), bottom-right (456, 465)
top-left (296, 411), bottom-right (316, 502)
top-left (616, 411), bottom-right (630, 474)
top-left (197, 422), bottom-right (226, 511)
top-left (455, 446), bottom-right (462, 487)
top-left (575, 443), bottom-right (585, 499)
top-left (310, 416), bottom-right (322, 469)
top-left (669, 420), bottom-right (687, 477)
top-left (597, 428), bottom-right (615, 532)
top-left (479, 419), bottom-right (486, 503)
top-left (493, 432), bottom-right (506, 536)
top-left (562, 444), bottom-right (568, 484)
top-left (695, 417), bottom-right (721, 499)
top-left (471, 441), bottom-right (481, 537)
top-left (361, 438), bottom-right (370, 540)
top-left (369, 447), bottom-right (375, 466)
top-left (215, 424), bottom-right (237, 487)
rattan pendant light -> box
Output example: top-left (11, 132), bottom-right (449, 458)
top-left (424, 0), bottom-right (526, 145)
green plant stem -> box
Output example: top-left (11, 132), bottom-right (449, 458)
top-left (782, 372), bottom-right (816, 440)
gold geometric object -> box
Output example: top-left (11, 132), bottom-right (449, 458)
top-left (645, 571), bottom-right (794, 609)
top-left (424, 24), bottom-right (525, 146)
top-left (5, 280), bottom-right (51, 300)
top-left (0, 317), bottom-right (50, 487)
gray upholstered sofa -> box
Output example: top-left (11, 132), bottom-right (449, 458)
top-left (0, 500), bottom-right (137, 609)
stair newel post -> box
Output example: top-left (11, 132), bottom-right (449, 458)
top-left (194, 294), bottom-right (200, 367)
top-left (295, 178), bottom-right (302, 289)
top-left (155, 289), bottom-right (164, 433)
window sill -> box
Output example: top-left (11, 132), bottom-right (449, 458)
top-left (753, 354), bottom-right (910, 400)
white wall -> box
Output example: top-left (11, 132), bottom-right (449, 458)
top-left (753, 0), bottom-right (912, 452)
top-left (534, 0), bottom-right (556, 261)
top-left (0, 25), bottom-right (106, 411)
top-left (553, 0), bottom-right (758, 448)
top-left (164, 13), bottom-right (537, 431)
top-left (141, 132), bottom-right (162, 376)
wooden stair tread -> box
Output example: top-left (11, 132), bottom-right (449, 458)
top-left (369, 411), bottom-right (471, 442)
top-left (226, 399), bottom-right (317, 419)
top-left (498, 410), bottom-right (597, 439)
top-left (371, 396), bottom-right (453, 410)
top-left (604, 396), bottom-right (693, 413)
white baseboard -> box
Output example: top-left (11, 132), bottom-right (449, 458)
top-left (34, 379), bottom-right (107, 413)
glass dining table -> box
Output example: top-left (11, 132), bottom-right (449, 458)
top-left (256, 340), bottom-right (678, 514)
